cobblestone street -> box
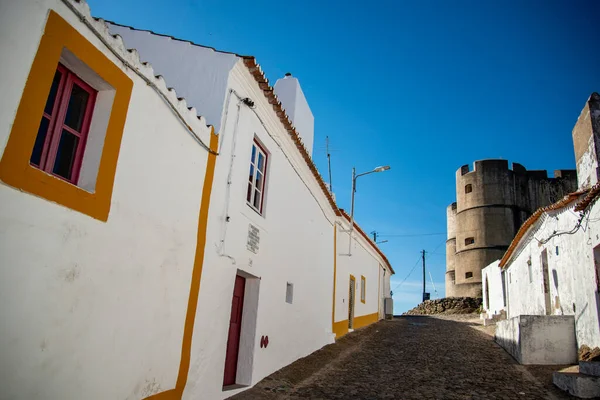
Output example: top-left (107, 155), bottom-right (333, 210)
top-left (233, 316), bottom-right (574, 399)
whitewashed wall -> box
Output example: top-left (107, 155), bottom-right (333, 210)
top-left (504, 201), bottom-right (600, 348)
top-left (182, 62), bottom-right (339, 400)
top-left (481, 260), bottom-right (505, 317)
top-left (0, 1), bottom-right (213, 399)
top-left (334, 219), bottom-right (390, 327)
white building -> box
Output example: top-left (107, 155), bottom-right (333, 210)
top-left (0, 1), bottom-right (394, 399)
top-left (489, 93), bottom-right (600, 360)
top-left (481, 260), bottom-right (505, 319)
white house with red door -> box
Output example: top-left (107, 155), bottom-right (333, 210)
top-left (0, 1), bottom-right (394, 399)
top-left (107, 20), bottom-right (395, 399)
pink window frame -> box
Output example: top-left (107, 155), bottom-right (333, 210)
top-left (247, 139), bottom-right (268, 215)
top-left (32, 63), bottom-right (97, 185)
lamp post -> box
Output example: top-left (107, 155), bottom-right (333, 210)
top-left (348, 165), bottom-right (390, 255)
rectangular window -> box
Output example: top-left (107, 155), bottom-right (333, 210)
top-left (465, 272), bottom-right (473, 279)
top-left (360, 275), bottom-right (366, 303)
top-left (286, 282), bottom-right (293, 304)
top-left (30, 63), bottom-right (96, 185)
top-left (246, 140), bottom-right (268, 214)
top-left (465, 237), bottom-right (475, 245)
top-left (465, 184), bottom-right (473, 193)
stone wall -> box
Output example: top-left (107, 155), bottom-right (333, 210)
top-left (403, 297), bottom-right (482, 315)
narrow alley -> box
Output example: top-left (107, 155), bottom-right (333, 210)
top-left (233, 316), bottom-right (573, 400)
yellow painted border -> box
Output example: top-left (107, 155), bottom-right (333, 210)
top-left (354, 312), bottom-right (378, 329)
top-left (349, 274), bottom-right (356, 330)
top-left (0, 10), bottom-right (133, 222)
top-left (360, 275), bottom-right (366, 304)
top-left (332, 312), bottom-right (379, 339)
top-left (333, 320), bottom-right (348, 338)
top-left (331, 224), bottom-right (337, 330)
top-left (145, 131), bottom-right (219, 400)
top-left (377, 266), bottom-right (381, 317)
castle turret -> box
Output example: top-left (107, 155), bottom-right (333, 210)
top-left (446, 203), bottom-right (457, 297)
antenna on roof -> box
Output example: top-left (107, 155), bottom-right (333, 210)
top-left (326, 136), bottom-right (333, 193)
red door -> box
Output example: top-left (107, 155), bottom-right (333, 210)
top-left (223, 275), bottom-right (246, 386)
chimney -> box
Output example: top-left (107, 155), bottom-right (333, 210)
top-left (572, 93), bottom-right (600, 189)
top-left (274, 73), bottom-right (315, 156)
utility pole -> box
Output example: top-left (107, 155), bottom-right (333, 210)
top-left (422, 250), bottom-right (429, 302)
top-left (371, 231), bottom-right (377, 242)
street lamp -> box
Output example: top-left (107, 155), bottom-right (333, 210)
top-left (348, 165), bottom-right (391, 255)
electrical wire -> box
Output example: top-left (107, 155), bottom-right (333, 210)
top-left (379, 232), bottom-right (446, 238)
top-left (391, 255), bottom-right (422, 294)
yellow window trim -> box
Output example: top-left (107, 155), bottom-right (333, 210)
top-left (360, 275), bottom-right (366, 304)
top-left (0, 10), bottom-right (133, 222)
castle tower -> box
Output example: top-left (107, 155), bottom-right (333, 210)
top-left (446, 160), bottom-right (577, 298)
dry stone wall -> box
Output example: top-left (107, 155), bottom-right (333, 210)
top-left (403, 297), bottom-right (482, 315)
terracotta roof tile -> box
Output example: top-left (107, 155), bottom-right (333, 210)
top-left (499, 189), bottom-right (589, 268)
top-left (574, 182), bottom-right (600, 212)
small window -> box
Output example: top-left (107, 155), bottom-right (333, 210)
top-left (465, 272), bottom-right (473, 279)
top-left (285, 282), bottom-right (293, 304)
top-left (246, 140), bottom-right (268, 214)
top-left (465, 184), bottom-right (473, 194)
top-left (465, 237), bottom-right (475, 246)
top-left (360, 275), bottom-right (366, 303)
top-left (30, 64), bottom-right (97, 184)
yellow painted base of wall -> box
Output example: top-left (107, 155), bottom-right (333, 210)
top-left (354, 312), bottom-right (379, 329)
top-left (332, 320), bottom-right (348, 338)
top-left (333, 312), bottom-right (379, 339)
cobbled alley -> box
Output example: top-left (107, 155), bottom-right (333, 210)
top-left (233, 316), bottom-right (574, 399)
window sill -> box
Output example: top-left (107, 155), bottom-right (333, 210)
top-left (246, 202), bottom-right (265, 218)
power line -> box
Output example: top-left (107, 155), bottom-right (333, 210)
top-left (391, 255), bottom-right (422, 294)
top-left (379, 232), bottom-right (446, 238)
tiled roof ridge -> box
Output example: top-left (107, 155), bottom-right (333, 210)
top-left (69, 0), bottom-right (212, 135)
top-left (499, 188), bottom-right (590, 268)
top-left (574, 182), bottom-right (600, 212)
top-left (338, 209), bottom-right (395, 274)
top-left (101, 19), bottom-right (252, 59)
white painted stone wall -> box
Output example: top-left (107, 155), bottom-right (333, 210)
top-left (496, 316), bottom-right (577, 365)
top-left (503, 199), bottom-right (600, 348)
top-left (0, 1), bottom-right (213, 399)
top-left (181, 61), bottom-right (339, 399)
top-left (481, 260), bottom-right (505, 317)
top-left (334, 218), bottom-right (391, 327)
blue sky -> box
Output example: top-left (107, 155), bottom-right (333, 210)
top-left (88, 0), bottom-right (600, 313)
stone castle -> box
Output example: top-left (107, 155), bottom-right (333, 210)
top-left (445, 160), bottom-right (577, 298)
